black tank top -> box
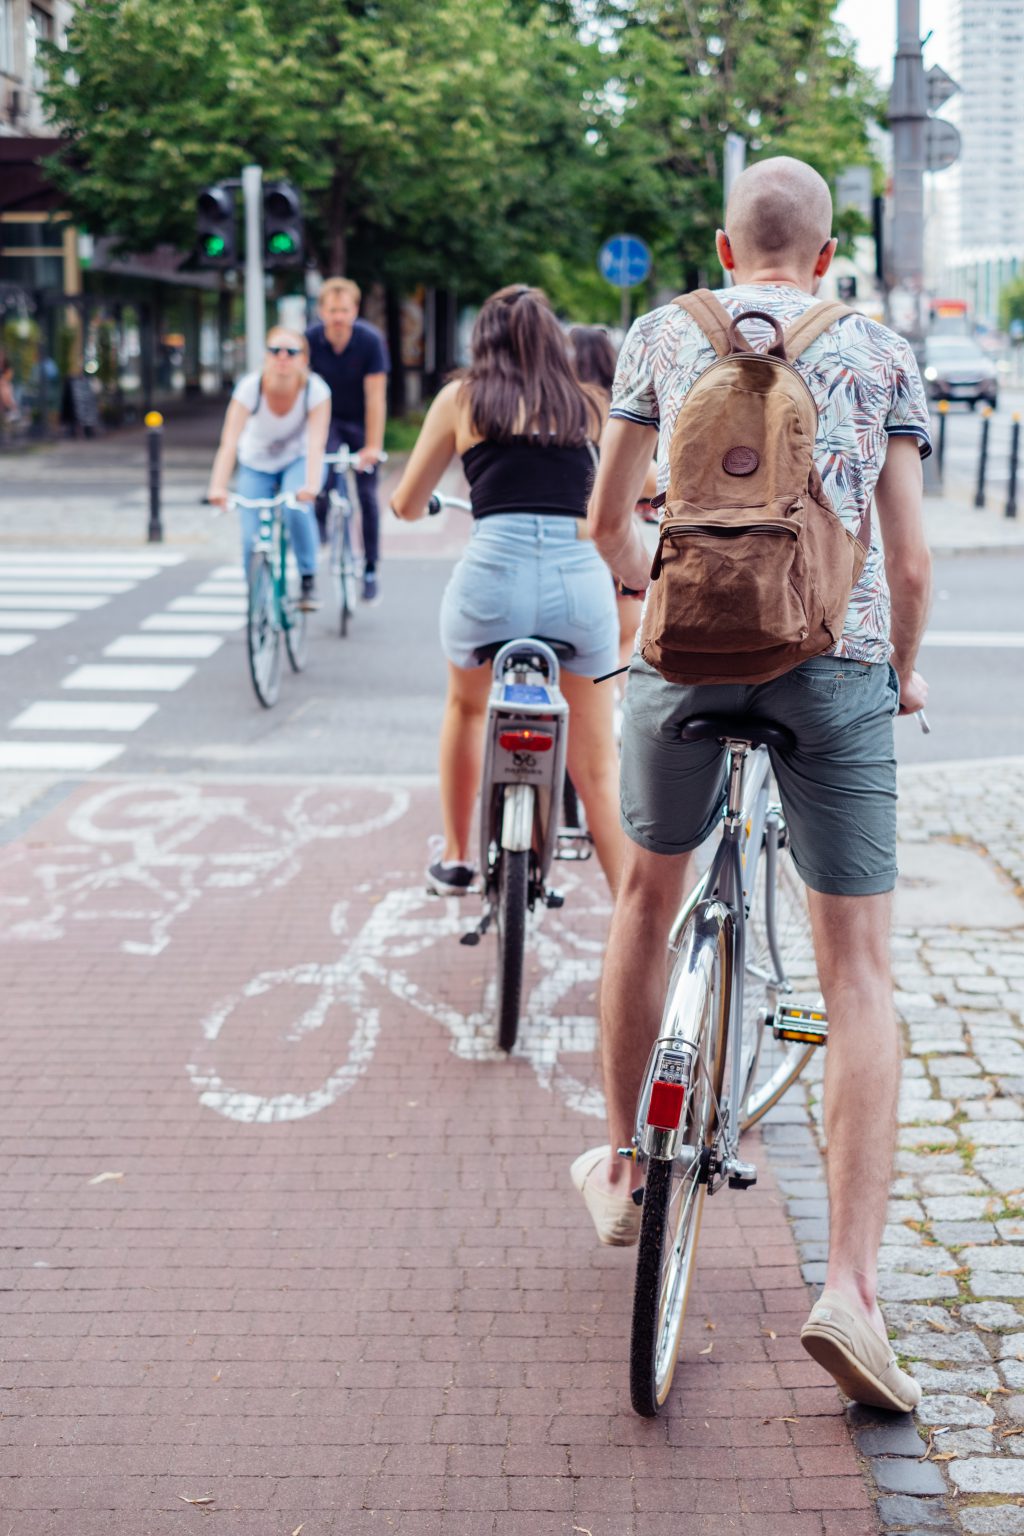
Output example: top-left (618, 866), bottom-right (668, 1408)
top-left (462, 435), bottom-right (596, 519)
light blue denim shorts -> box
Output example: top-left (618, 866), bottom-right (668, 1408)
top-left (440, 514), bottom-right (619, 678)
top-left (620, 653), bottom-right (901, 896)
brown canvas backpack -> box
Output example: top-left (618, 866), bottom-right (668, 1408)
top-left (639, 289), bottom-right (868, 686)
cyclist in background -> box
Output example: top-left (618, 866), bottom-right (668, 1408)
top-left (206, 327), bottom-right (330, 610)
top-left (569, 325), bottom-right (658, 669)
top-left (308, 278), bottom-right (389, 606)
top-left (389, 285), bottom-right (623, 898)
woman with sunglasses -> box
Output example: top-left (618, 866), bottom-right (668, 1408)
top-left (390, 283), bottom-right (622, 896)
top-left (207, 326), bottom-right (330, 608)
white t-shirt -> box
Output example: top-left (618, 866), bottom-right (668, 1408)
top-left (232, 371), bottom-right (330, 473)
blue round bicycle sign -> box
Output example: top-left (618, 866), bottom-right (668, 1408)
top-left (598, 234), bottom-right (652, 289)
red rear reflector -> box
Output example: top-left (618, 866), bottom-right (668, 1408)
top-left (648, 1079), bottom-right (685, 1130)
top-left (499, 730), bottom-right (553, 752)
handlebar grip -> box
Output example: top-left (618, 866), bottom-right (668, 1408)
top-left (427, 494), bottom-right (442, 517)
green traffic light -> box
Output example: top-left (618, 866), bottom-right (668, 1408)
top-left (267, 232), bottom-right (297, 255)
top-left (203, 235), bottom-right (227, 257)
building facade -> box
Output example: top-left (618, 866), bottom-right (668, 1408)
top-left (0, 0), bottom-right (74, 138)
top-left (940, 0), bottom-right (1024, 324)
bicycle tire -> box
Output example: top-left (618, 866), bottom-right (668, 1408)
top-left (495, 848), bottom-right (529, 1053)
top-left (247, 554), bottom-right (282, 708)
top-left (739, 838), bottom-right (818, 1132)
top-left (630, 920), bottom-right (729, 1416)
top-left (284, 584), bottom-right (309, 672)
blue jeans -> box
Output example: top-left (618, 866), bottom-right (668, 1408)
top-left (439, 514), bottom-right (619, 677)
top-left (235, 458), bottom-right (321, 578)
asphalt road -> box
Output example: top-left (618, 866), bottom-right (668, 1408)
top-left (0, 537), bottom-right (1022, 778)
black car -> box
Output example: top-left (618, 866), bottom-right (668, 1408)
top-left (923, 336), bottom-right (999, 410)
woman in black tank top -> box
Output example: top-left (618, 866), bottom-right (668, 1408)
top-left (390, 284), bottom-right (622, 897)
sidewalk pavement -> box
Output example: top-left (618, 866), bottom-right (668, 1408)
top-left (2, 401), bottom-right (1024, 558)
top-left (1, 758), bottom-right (1022, 1535)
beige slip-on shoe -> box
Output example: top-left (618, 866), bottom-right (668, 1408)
top-left (570, 1145), bottom-right (642, 1247)
top-left (800, 1287), bottom-right (922, 1414)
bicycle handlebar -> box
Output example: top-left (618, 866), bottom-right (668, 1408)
top-left (427, 491), bottom-right (472, 516)
top-left (324, 449), bottom-right (389, 473)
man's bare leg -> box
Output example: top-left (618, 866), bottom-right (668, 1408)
top-left (807, 889), bottom-right (900, 1341)
top-left (591, 840), bottom-right (696, 1195)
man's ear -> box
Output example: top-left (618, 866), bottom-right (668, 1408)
top-left (716, 229), bottom-right (735, 273)
top-left (814, 237), bottom-right (838, 279)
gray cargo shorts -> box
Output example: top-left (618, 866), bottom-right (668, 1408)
top-left (620, 653), bottom-right (901, 897)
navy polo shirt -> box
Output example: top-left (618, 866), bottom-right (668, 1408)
top-left (306, 318), bottom-right (389, 430)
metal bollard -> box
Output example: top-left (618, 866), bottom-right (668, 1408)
top-left (1006, 413), bottom-right (1020, 520)
top-left (145, 411), bottom-right (164, 544)
top-left (974, 405), bottom-right (992, 509)
top-left (936, 399), bottom-right (948, 482)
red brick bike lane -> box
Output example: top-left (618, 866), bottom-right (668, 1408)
top-left (0, 775), bottom-right (878, 1536)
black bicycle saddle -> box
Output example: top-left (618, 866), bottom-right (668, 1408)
top-left (679, 714), bottom-right (796, 753)
top-left (473, 636), bottom-right (577, 666)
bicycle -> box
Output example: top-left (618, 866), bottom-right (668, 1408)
top-left (428, 490), bottom-right (593, 1053)
top-left (624, 704), bottom-right (930, 1415)
top-left (623, 713), bottom-right (832, 1416)
top-left (231, 492), bottom-right (310, 708)
top-left (322, 448), bottom-right (388, 637)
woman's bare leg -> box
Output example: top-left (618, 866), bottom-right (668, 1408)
top-left (560, 669), bottom-right (623, 896)
top-left (438, 661), bottom-right (492, 862)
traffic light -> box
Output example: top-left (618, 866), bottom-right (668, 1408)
top-left (196, 184), bottom-right (236, 268)
top-left (263, 181), bottom-right (304, 268)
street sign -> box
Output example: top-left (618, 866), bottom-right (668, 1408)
top-left (598, 234), bottom-right (652, 289)
top-left (927, 64), bottom-right (960, 112)
top-left (835, 166), bottom-right (873, 222)
top-left (925, 117), bottom-right (961, 173)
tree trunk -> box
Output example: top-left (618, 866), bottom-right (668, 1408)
top-left (327, 169), bottom-right (348, 276)
top-left (385, 285), bottom-right (406, 418)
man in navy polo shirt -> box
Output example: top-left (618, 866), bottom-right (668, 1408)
top-left (308, 277), bottom-right (390, 605)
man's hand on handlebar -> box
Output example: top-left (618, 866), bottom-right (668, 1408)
top-left (206, 487), bottom-right (229, 509)
top-left (294, 486), bottom-right (319, 503)
top-left (355, 446), bottom-right (383, 472)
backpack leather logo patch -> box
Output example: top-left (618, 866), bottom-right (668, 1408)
top-left (723, 446), bottom-right (759, 476)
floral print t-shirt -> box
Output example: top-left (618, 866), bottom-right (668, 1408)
top-left (610, 283), bottom-right (932, 665)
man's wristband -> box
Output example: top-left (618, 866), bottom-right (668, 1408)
top-left (615, 579), bottom-right (646, 598)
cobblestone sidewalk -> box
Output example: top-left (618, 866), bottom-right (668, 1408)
top-left (787, 759), bottom-right (1024, 1534)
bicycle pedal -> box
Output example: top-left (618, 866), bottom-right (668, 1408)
top-left (459, 931), bottom-right (481, 947)
top-left (725, 1159), bottom-right (758, 1190)
top-left (544, 889), bottom-right (565, 909)
top-left (773, 1004), bottom-right (829, 1046)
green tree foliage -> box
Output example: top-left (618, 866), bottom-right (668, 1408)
top-left (42, 0), bottom-right (881, 309)
top-left (41, 0), bottom-right (600, 297)
top-left (999, 273), bottom-right (1024, 334)
top-left (587, 0), bottom-right (881, 287)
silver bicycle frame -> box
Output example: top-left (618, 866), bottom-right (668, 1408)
top-left (646, 742), bottom-right (784, 1167)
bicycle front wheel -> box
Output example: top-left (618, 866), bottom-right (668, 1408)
top-left (740, 837), bottom-right (818, 1132)
top-left (284, 583), bottom-right (309, 672)
top-left (495, 848), bottom-right (528, 1053)
top-left (630, 920), bottom-right (729, 1417)
top-left (247, 554), bottom-right (282, 708)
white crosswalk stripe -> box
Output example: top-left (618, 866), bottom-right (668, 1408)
top-left (103, 635), bottom-right (224, 660)
top-left (11, 701), bottom-right (159, 732)
top-left (167, 596), bottom-right (248, 613)
top-left (141, 613), bottom-right (245, 632)
top-left (62, 664), bottom-right (196, 692)
top-left (0, 742), bottom-right (124, 771)
top-left (0, 634), bottom-right (36, 655)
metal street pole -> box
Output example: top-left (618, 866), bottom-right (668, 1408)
top-left (888, 0), bottom-right (927, 349)
top-left (242, 164), bottom-right (265, 373)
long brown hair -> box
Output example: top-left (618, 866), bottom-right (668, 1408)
top-left (461, 285), bottom-right (600, 446)
top-left (569, 326), bottom-right (617, 398)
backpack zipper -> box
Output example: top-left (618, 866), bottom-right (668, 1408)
top-left (652, 520), bottom-right (797, 578)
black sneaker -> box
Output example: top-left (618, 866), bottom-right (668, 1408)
top-left (426, 836), bottom-right (475, 895)
top-left (362, 570), bottom-right (380, 606)
top-left (299, 574), bottom-right (320, 611)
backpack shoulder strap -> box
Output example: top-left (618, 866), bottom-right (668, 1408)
top-left (783, 301), bottom-right (852, 361)
top-left (672, 289), bottom-right (739, 359)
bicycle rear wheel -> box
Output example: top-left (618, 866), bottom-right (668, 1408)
top-left (630, 920), bottom-right (729, 1417)
top-left (247, 554), bottom-right (282, 708)
top-left (495, 847), bottom-right (528, 1053)
top-left (740, 833), bottom-right (818, 1131)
